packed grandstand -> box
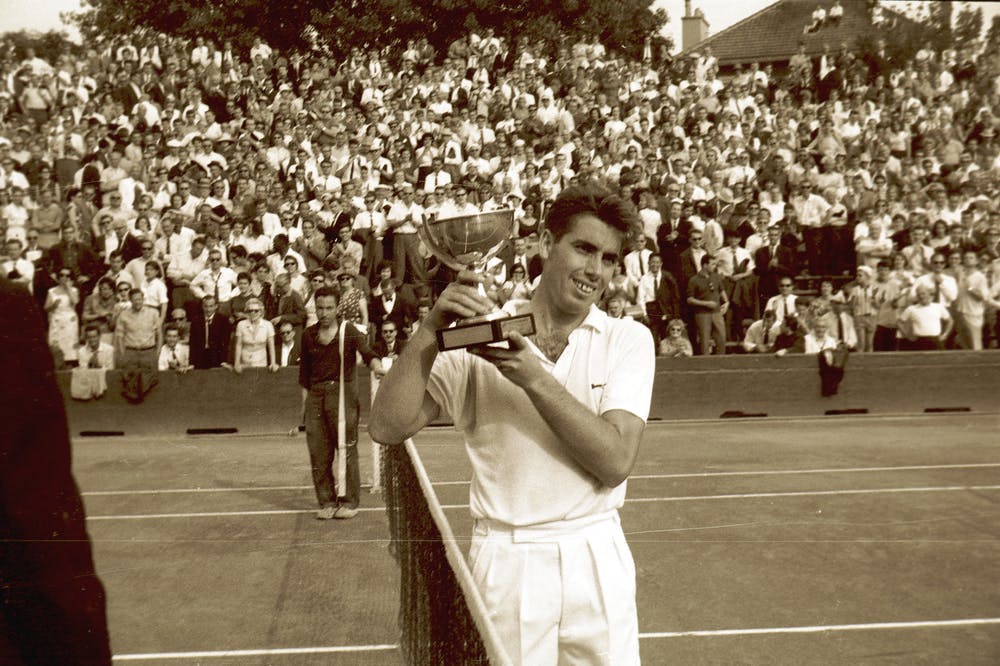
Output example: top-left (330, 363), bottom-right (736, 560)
top-left (1, 10), bottom-right (999, 370)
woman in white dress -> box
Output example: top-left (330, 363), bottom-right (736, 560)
top-left (45, 269), bottom-right (80, 363)
top-left (233, 297), bottom-right (277, 373)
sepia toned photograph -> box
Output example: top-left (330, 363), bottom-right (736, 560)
top-left (1, 1), bottom-right (998, 664)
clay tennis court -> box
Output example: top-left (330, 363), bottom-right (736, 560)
top-left (76, 412), bottom-right (1000, 664)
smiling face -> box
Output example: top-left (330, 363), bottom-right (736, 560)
top-left (537, 214), bottom-right (623, 319)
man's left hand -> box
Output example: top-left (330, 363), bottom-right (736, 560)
top-left (469, 331), bottom-right (544, 389)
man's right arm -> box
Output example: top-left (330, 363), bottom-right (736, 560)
top-left (369, 276), bottom-right (492, 444)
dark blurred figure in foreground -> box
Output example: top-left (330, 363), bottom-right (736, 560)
top-left (0, 277), bottom-right (112, 665)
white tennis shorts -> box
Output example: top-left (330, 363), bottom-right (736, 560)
top-left (468, 509), bottom-right (640, 665)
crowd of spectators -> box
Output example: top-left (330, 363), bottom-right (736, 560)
top-left (2, 6), bottom-right (999, 374)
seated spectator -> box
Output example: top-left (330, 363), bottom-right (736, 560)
top-left (270, 272), bottom-right (307, 333)
top-left (742, 310), bottom-right (781, 354)
top-left (804, 317), bottom-right (839, 355)
top-left (659, 319), bottom-right (693, 358)
top-left (275, 319), bottom-right (301, 367)
top-left (898, 285), bottom-right (953, 351)
top-left (604, 294), bottom-right (635, 320)
top-left (774, 315), bottom-right (806, 356)
top-left (77, 324), bottom-right (115, 370)
top-left (500, 263), bottom-right (534, 304)
top-left (233, 297), bottom-right (277, 372)
top-left (764, 277), bottom-right (800, 322)
top-left (2, 237), bottom-right (33, 290)
top-left (166, 308), bottom-right (190, 344)
top-left (158, 324), bottom-right (191, 372)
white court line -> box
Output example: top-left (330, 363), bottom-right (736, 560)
top-left (112, 644), bottom-right (397, 661)
top-left (81, 462), bottom-right (1000, 495)
top-left (628, 484), bottom-right (1000, 504)
top-left (108, 618), bottom-right (1000, 659)
top-left (639, 617), bottom-right (1000, 639)
top-left (87, 507), bottom-right (386, 521)
top-left (85, 484), bottom-right (1000, 521)
top-left (84, 485), bottom-right (312, 497)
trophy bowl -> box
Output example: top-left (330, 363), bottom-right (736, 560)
top-left (418, 209), bottom-right (535, 351)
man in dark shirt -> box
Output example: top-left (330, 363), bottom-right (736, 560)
top-left (687, 254), bottom-right (729, 355)
top-left (299, 286), bottom-right (382, 520)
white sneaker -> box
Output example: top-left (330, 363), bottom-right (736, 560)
top-left (316, 506), bottom-right (336, 520)
top-left (334, 506), bottom-right (358, 519)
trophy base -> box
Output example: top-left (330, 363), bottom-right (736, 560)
top-left (437, 313), bottom-right (536, 351)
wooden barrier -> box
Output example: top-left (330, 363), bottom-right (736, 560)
top-left (60, 352), bottom-right (1000, 438)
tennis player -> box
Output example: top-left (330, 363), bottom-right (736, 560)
top-left (371, 183), bottom-right (655, 664)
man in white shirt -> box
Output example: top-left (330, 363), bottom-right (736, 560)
top-left (153, 214), bottom-right (194, 263)
top-left (910, 253), bottom-right (958, 307)
top-left (371, 183), bottom-right (654, 665)
top-left (437, 186), bottom-right (479, 219)
top-left (77, 325), bottom-right (115, 369)
top-left (386, 184), bottom-right (426, 284)
top-left (158, 324), bottom-right (191, 371)
top-left (1, 238), bottom-right (34, 290)
top-left (953, 250), bottom-right (990, 350)
top-left (899, 285), bottom-right (953, 351)
top-left (764, 278), bottom-right (799, 323)
top-left (423, 157), bottom-right (452, 194)
top-left (623, 234), bottom-right (653, 289)
top-left (742, 310), bottom-right (781, 353)
top-left (167, 237), bottom-right (208, 310)
top-left (190, 248), bottom-right (239, 313)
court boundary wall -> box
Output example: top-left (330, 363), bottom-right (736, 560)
top-left (60, 351), bottom-right (1000, 438)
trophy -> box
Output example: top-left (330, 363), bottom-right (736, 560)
top-left (418, 209), bottom-right (536, 351)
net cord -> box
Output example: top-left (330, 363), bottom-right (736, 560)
top-left (402, 438), bottom-right (514, 666)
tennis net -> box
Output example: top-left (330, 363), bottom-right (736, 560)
top-left (382, 439), bottom-right (512, 666)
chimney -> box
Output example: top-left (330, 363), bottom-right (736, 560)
top-left (682, 3), bottom-right (710, 51)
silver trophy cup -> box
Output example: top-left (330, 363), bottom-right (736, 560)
top-left (418, 209), bottom-right (535, 351)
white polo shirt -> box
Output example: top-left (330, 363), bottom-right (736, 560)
top-left (427, 304), bottom-right (655, 526)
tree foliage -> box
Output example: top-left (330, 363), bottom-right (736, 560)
top-left (953, 4), bottom-right (984, 45)
top-left (69, 0), bottom-right (667, 60)
top-left (987, 14), bottom-right (1000, 54)
top-left (0, 29), bottom-right (80, 63)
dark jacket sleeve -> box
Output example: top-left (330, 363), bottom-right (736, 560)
top-left (0, 278), bottom-right (112, 665)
